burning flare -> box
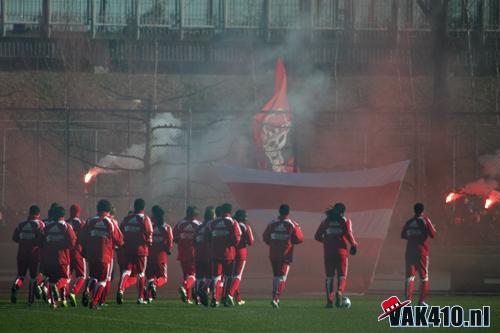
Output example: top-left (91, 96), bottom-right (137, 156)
top-left (445, 192), bottom-right (462, 204)
top-left (84, 168), bottom-right (100, 184)
top-left (485, 198), bottom-right (493, 209)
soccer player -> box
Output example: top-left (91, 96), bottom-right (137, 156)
top-left (10, 205), bottom-right (45, 304)
top-left (67, 204), bottom-right (87, 306)
top-left (173, 206), bottom-right (200, 304)
top-left (314, 202), bottom-right (357, 308)
top-left (41, 206), bottom-right (77, 308)
top-left (263, 204), bottom-right (303, 308)
top-left (207, 203), bottom-right (241, 307)
top-left (227, 209), bottom-right (254, 306)
top-left (80, 199), bottom-right (124, 309)
top-left (145, 205), bottom-right (173, 303)
top-left (401, 202), bottom-right (436, 306)
top-left (117, 198), bottom-right (153, 304)
top-left (194, 206), bottom-right (215, 306)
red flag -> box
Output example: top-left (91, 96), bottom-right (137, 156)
top-left (253, 57), bottom-right (293, 172)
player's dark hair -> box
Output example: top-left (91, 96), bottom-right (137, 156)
top-left (326, 202), bottom-right (346, 218)
top-left (53, 206), bottom-right (65, 219)
top-left (29, 205), bottom-right (41, 216)
top-left (48, 202), bottom-right (60, 219)
top-left (233, 209), bottom-right (247, 223)
top-left (215, 205), bottom-right (223, 218)
top-left (279, 204), bottom-right (290, 216)
top-left (152, 205), bottom-right (165, 225)
top-left (221, 203), bottom-right (232, 215)
top-left (414, 202), bottom-right (424, 215)
top-left (97, 199), bottom-right (112, 213)
top-left (186, 206), bottom-right (198, 218)
top-left (134, 198), bottom-right (146, 212)
top-left (204, 206), bottom-right (215, 221)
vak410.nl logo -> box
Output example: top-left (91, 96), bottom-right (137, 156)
top-left (377, 296), bottom-right (491, 328)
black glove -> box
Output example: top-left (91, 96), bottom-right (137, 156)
top-left (350, 245), bottom-right (357, 256)
top-left (166, 250), bottom-right (171, 256)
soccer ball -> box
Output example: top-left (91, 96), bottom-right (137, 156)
top-left (341, 296), bottom-right (351, 309)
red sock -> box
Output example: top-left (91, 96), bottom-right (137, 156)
top-left (419, 280), bottom-right (429, 304)
top-left (326, 277), bottom-right (334, 302)
top-left (338, 276), bottom-right (346, 293)
top-left (406, 277), bottom-right (415, 300)
top-left (138, 276), bottom-right (145, 299)
top-left (56, 278), bottom-right (68, 290)
top-left (124, 276), bottom-right (137, 290)
top-left (14, 278), bottom-right (23, 289)
top-left (91, 284), bottom-right (105, 307)
top-left (100, 281), bottom-right (111, 304)
top-left (229, 278), bottom-right (240, 297)
top-left (276, 280), bottom-right (286, 301)
top-left (214, 278), bottom-right (223, 302)
top-left (156, 277), bottom-right (167, 288)
top-left (72, 277), bottom-right (86, 295)
top-left (184, 275), bottom-right (195, 300)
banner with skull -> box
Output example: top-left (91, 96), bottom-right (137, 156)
top-left (253, 57), bottom-right (294, 173)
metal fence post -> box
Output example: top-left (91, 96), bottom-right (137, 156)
top-left (185, 109), bottom-right (192, 210)
top-left (1, 130), bottom-right (6, 208)
top-left (135, 0), bottom-right (140, 40)
top-left (91, 0), bottom-right (96, 38)
top-left (179, 0), bottom-right (184, 40)
top-left (1, 0), bottom-right (6, 37)
top-left (43, 0), bottom-right (51, 38)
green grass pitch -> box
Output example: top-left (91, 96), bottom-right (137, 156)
top-left (0, 296), bottom-right (497, 332)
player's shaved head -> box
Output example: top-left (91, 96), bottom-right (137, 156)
top-left (53, 206), bottom-right (65, 219)
top-left (279, 204), bottom-right (290, 216)
top-left (29, 205), bottom-right (41, 216)
top-left (204, 206), bottom-right (215, 221)
top-left (215, 205), bottom-right (223, 218)
top-left (221, 203), bottom-right (232, 215)
top-left (134, 198), bottom-right (146, 212)
top-left (70, 204), bottom-right (81, 217)
top-left (97, 199), bottom-right (112, 213)
top-left (186, 206), bottom-right (198, 218)
top-left (414, 202), bottom-right (424, 215)
top-left (234, 209), bottom-right (247, 223)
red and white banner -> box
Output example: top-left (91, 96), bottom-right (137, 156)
top-left (216, 160), bottom-right (410, 293)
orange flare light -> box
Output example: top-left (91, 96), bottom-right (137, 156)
top-left (446, 192), bottom-right (461, 204)
top-left (84, 169), bottom-right (99, 184)
top-left (485, 198), bottom-right (494, 209)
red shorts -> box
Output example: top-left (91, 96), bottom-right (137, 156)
top-left (17, 254), bottom-right (40, 279)
top-left (195, 261), bottom-right (211, 279)
top-left (180, 260), bottom-right (196, 278)
top-left (89, 262), bottom-right (113, 282)
top-left (70, 252), bottom-right (86, 278)
top-left (44, 264), bottom-right (70, 283)
top-left (146, 262), bottom-right (168, 280)
top-left (212, 259), bottom-right (234, 277)
top-left (324, 255), bottom-right (348, 277)
top-left (406, 254), bottom-right (429, 280)
top-left (271, 261), bottom-right (290, 277)
top-left (124, 255), bottom-right (147, 276)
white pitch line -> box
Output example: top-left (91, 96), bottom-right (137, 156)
top-left (24, 309), bottom-right (228, 333)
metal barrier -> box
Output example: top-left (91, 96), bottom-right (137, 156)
top-left (1, 0), bottom-right (500, 38)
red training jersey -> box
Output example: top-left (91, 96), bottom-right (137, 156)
top-left (150, 221), bottom-right (173, 264)
top-left (173, 218), bottom-right (200, 262)
top-left (207, 216), bottom-right (242, 261)
top-left (42, 219), bottom-right (77, 266)
top-left (401, 215), bottom-right (436, 256)
top-left (236, 222), bottom-right (254, 260)
top-left (314, 216), bottom-right (357, 257)
top-left (120, 212), bottom-right (153, 256)
top-left (12, 217), bottom-right (45, 258)
top-left (80, 214), bottom-right (124, 264)
top-left (67, 217), bottom-right (85, 260)
top-left (194, 220), bottom-right (212, 262)
top-left (263, 217), bottom-right (303, 262)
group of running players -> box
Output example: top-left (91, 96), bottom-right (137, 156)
top-left (10, 198), bottom-right (435, 309)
